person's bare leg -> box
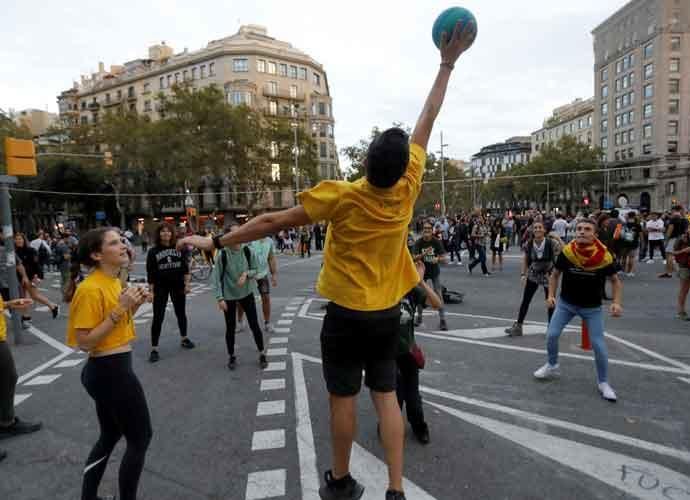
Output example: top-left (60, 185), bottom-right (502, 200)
top-left (26, 285), bottom-right (56, 310)
top-left (678, 279), bottom-right (690, 314)
top-left (371, 390), bottom-right (404, 492)
top-left (329, 394), bottom-right (357, 479)
top-left (261, 293), bottom-right (271, 323)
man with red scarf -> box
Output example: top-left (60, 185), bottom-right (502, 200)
top-left (534, 218), bottom-right (623, 402)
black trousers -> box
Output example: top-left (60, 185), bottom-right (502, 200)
top-left (151, 284), bottom-right (187, 347)
top-left (396, 353), bottom-right (425, 430)
top-left (648, 240), bottom-right (666, 260)
top-left (517, 279), bottom-right (554, 324)
top-left (223, 294), bottom-right (264, 357)
top-left (0, 341), bottom-right (17, 424)
top-left (81, 352), bottom-right (152, 500)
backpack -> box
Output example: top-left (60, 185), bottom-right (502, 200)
top-left (219, 246), bottom-right (252, 296)
top-left (442, 286), bottom-right (464, 304)
top-left (38, 243), bottom-right (49, 261)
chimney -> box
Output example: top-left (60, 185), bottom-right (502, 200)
top-left (98, 61), bottom-right (105, 73)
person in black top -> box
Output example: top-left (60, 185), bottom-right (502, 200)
top-left (13, 233), bottom-right (59, 325)
top-left (412, 221), bottom-right (449, 331)
top-left (146, 223), bottom-right (195, 362)
top-left (660, 205), bottom-right (688, 278)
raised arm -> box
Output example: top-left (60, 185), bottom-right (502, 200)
top-left (410, 20), bottom-right (476, 150)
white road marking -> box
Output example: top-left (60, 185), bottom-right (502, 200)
top-left (265, 362), bottom-right (287, 372)
top-left (266, 348), bottom-right (288, 356)
top-left (260, 379), bottom-right (286, 391)
top-left (429, 325), bottom-right (546, 339)
top-left (273, 328), bottom-right (291, 334)
top-left (15, 323), bottom-right (75, 384)
top-left (27, 324), bottom-right (73, 354)
top-left (277, 319), bottom-right (293, 326)
top-left (23, 374), bottom-right (62, 386)
top-left (18, 351), bottom-right (72, 384)
top-left (251, 429), bottom-right (286, 451)
top-left (245, 469), bottom-right (286, 500)
top-left (285, 306), bottom-right (299, 311)
top-left (416, 331), bottom-right (690, 376)
top-left (429, 401), bottom-right (690, 500)
top-left (605, 332), bottom-right (690, 372)
top-left (54, 359), bottom-right (84, 368)
top-left (256, 400), bottom-right (285, 416)
top-left (292, 353), bottom-right (438, 500)
top-left (679, 377), bottom-right (690, 385)
top-left (134, 319), bottom-right (149, 325)
top-left (421, 386), bottom-right (690, 464)
top-left (278, 254), bottom-right (323, 268)
top-left (269, 337), bottom-right (289, 344)
top-left (298, 299), bottom-right (312, 318)
top-left (13, 394), bottom-right (31, 406)
top-left (281, 312), bottom-right (296, 318)
top-left (34, 306), bottom-right (50, 313)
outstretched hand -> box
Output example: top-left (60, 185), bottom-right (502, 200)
top-left (177, 235), bottom-right (214, 253)
top-left (440, 20), bottom-right (476, 65)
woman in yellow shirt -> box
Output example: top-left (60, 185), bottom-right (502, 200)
top-left (64, 228), bottom-right (151, 500)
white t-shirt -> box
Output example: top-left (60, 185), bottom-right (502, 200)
top-left (552, 219), bottom-right (568, 239)
top-left (646, 219), bottom-right (665, 240)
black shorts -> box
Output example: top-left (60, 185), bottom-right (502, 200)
top-left (256, 277), bottom-right (270, 295)
top-left (320, 302), bottom-right (400, 396)
top-left (0, 288), bottom-right (8, 301)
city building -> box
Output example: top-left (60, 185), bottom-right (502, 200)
top-left (13, 108), bottom-right (58, 136)
top-left (531, 98), bottom-right (594, 155)
top-left (56, 25), bottom-right (339, 223)
top-left (592, 0), bottom-right (689, 210)
top-left (470, 136), bottom-right (532, 181)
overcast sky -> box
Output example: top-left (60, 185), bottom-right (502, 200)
top-left (1, 0), bottom-right (629, 164)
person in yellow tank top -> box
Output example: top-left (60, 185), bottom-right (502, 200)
top-left (0, 294), bottom-right (41, 463)
top-left (64, 227), bottom-right (152, 500)
top-left (179, 21), bottom-right (475, 500)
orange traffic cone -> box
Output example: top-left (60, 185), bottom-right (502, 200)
top-left (580, 322), bottom-right (592, 350)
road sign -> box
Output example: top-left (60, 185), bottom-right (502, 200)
top-left (4, 137), bottom-right (37, 176)
top-left (603, 199), bottom-right (614, 210)
top-left (95, 211), bottom-right (106, 221)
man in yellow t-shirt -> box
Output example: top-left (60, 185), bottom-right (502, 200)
top-left (180, 21), bottom-right (475, 500)
top-left (0, 295), bottom-right (42, 462)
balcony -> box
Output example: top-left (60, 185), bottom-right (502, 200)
top-left (262, 86), bottom-right (305, 101)
top-left (127, 93), bottom-right (137, 101)
top-left (88, 102), bottom-right (100, 110)
top-left (102, 99), bottom-right (122, 108)
top-left (262, 107), bottom-right (305, 120)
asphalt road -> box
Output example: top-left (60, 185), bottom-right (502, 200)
top-left (2, 248), bottom-right (689, 500)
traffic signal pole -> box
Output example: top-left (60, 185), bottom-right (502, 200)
top-left (0, 175), bottom-right (25, 344)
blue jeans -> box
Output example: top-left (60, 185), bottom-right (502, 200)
top-left (469, 245), bottom-right (488, 274)
top-left (546, 299), bottom-right (609, 383)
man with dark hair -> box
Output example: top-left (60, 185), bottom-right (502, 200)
top-left (179, 21), bottom-right (476, 500)
top-left (660, 205), bottom-right (688, 278)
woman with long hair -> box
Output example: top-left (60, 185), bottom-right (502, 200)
top-left (64, 228), bottom-right (152, 500)
top-left (490, 218), bottom-right (505, 272)
top-left (14, 233), bottom-right (59, 325)
top-left (146, 223), bottom-right (194, 363)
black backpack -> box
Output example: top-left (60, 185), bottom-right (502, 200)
top-left (219, 246), bottom-right (252, 296)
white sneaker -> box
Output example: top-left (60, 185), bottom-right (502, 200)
top-left (663, 259), bottom-right (667, 265)
top-left (237, 320), bottom-right (246, 333)
top-left (534, 363), bottom-right (561, 380)
top-left (264, 322), bottom-right (274, 334)
top-left (598, 382), bottom-right (617, 402)
top-left (646, 259), bottom-right (654, 264)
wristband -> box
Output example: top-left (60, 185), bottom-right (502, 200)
top-left (212, 235), bottom-right (223, 249)
top-left (441, 62), bottom-right (455, 71)
top-left (109, 311), bottom-right (123, 324)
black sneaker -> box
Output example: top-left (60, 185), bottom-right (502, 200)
top-left (386, 490), bottom-right (407, 500)
top-left (414, 315), bottom-right (423, 327)
top-left (412, 423), bottom-right (430, 445)
top-left (181, 338), bottom-right (195, 349)
top-left (148, 350), bottom-right (160, 363)
top-left (0, 417), bottom-right (42, 439)
top-left (259, 354), bottom-right (268, 369)
top-left (228, 356), bottom-right (237, 370)
top-left (319, 470), bottom-right (364, 500)
top-left (51, 306), bottom-right (59, 319)
top-left (439, 319), bottom-right (448, 331)
top-left (0, 449), bottom-right (6, 462)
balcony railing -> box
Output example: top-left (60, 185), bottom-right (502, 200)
top-left (262, 86), bottom-right (305, 101)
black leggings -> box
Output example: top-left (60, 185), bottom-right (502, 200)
top-left (151, 284), bottom-right (187, 347)
top-left (396, 353), bottom-right (425, 430)
top-left (81, 352), bottom-right (152, 500)
top-left (517, 279), bottom-right (554, 324)
top-left (223, 294), bottom-right (265, 357)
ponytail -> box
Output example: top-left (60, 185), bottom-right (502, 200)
top-left (63, 227), bottom-right (112, 303)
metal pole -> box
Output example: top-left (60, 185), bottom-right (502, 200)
top-left (440, 131), bottom-right (446, 216)
top-left (0, 176), bottom-right (24, 344)
top-left (546, 179), bottom-right (550, 213)
top-left (293, 124), bottom-right (299, 204)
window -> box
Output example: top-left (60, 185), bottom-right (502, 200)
top-left (601, 68), bottom-right (608, 81)
top-left (644, 42), bottom-right (653, 58)
top-left (615, 97), bottom-right (622, 110)
top-left (578, 118), bottom-right (583, 129)
top-left (629, 110), bottom-right (635, 124)
top-left (128, 86), bottom-right (135, 98)
top-left (668, 141), bottom-right (678, 154)
top-left (615, 150), bottom-right (621, 161)
top-left (267, 61), bottom-right (276, 75)
top-left (257, 59), bottom-right (266, 72)
top-left (159, 76), bottom-right (165, 89)
top-left (669, 99), bottom-right (679, 114)
top-left (643, 144), bottom-right (652, 155)
top-left (630, 91), bottom-right (635, 105)
top-left (669, 120), bottom-right (679, 136)
top-left (319, 142), bottom-right (327, 158)
top-left (313, 73), bottom-right (321, 86)
top-left (629, 129), bottom-right (635, 142)
top-left (80, 116), bottom-right (88, 125)
top-left (616, 115), bottom-right (622, 128)
top-left (319, 124), bottom-right (327, 137)
top-left (328, 124), bottom-right (334, 138)
top-left (269, 101), bottom-right (277, 115)
top-left (209, 62), bottom-right (215, 76)
top-left (192, 67), bottom-right (197, 80)
top-left (616, 60), bottom-right (623, 73)
top-left (588, 116), bottom-right (592, 127)
top-left (669, 79), bottom-right (680, 94)
top-left (670, 58), bottom-right (680, 72)
top-left (268, 81), bottom-right (278, 95)
top-left (167, 75), bottom-right (172, 86)
top-left (623, 75), bottom-right (630, 89)
top-left (602, 85), bottom-right (608, 98)
top-left (615, 79), bottom-right (622, 92)
top-left (667, 182), bottom-right (677, 196)
top-left (319, 102), bottom-right (326, 115)
top-left (289, 65), bottom-right (298, 79)
top-left (671, 36), bottom-right (681, 51)
top-left (644, 103), bottom-right (653, 118)
top-left (289, 85), bottom-right (297, 98)
top-left (233, 59), bottom-right (248, 72)
top-left (601, 103), bottom-right (608, 115)
top-left (278, 63), bottom-right (287, 77)
top-left (182, 70), bottom-right (188, 81)
top-left (601, 119), bottom-right (608, 133)
top-left (129, 103), bottom-right (136, 112)
top-left (299, 67), bottom-right (307, 80)
top-left (175, 72), bottom-right (180, 83)
top-left (200, 65), bottom-right (206, 78)
top-left (629, 71), bottom-right (635, 86)
top-left (231, 91), bottom-right (251, 106)
top-left (144, 100), bottom-right (152, 112)
top-left (311, 123), bottom-right (318, 136)
top-left (644, 83), bottom-right (654, 98)
top-left (643, 123), bottom-right (653, 138)
top-left (601, 137), bottom-right (608, 149)
top-left (644, 63), bottom-right (654, 79)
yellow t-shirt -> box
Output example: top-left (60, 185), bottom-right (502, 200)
top-left (299, 143), bottom-right (426, 311)
top-left (66, 269), bottom-right (136, 353)
top-left (0, 297), bottom-right (6, 342)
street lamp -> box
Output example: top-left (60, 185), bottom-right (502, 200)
top-left (436, 131), bottom-right (448, 216)
top-left (290, 104), bottom-right (300, 205)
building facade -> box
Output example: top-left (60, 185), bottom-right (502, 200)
top-left (57, 25), bottom-right (339, 221)
top-left (531, 98), bottom-right (594, 155)
top-left (470, 136), bottom-right (532, 181)
top-left (13, 109), bottom-right (58, 136)
top-left (592, 0), bottom-right (690, 210)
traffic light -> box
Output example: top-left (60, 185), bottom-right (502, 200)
top-left (4, 137), bottom-right (37, 176)
top-left (104, 151), bottom-right (113, 167)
